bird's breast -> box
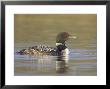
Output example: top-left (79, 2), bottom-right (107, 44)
top-left (61, 48), bottom-right (69, 56)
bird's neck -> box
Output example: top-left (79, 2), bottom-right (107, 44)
top-left (56, 42), bottom-right (69, 56)
top-left (56, 43), bottom-right (65, 46)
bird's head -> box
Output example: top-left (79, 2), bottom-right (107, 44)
top-left (56, 32), bottom-right (76, 44)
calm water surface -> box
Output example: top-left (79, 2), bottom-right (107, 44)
top-left (14, 41), bottom-right (97, 76)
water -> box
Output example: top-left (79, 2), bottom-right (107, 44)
top-left (14, 42), bottom-right (97, 76)
top-left (14, 14), bottom-right (97, 76)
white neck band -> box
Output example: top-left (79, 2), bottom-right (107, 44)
top-left (56, 43), bottom-right (63, 46)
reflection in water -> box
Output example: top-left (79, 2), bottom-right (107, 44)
top-left (14, 48), bottom-right (97, 76)
top-left (56, 55), bottom-right (69, 73)
top-left (14, 47), bottom-right (97, 76)
top-left (36, 56), bottom-right (54, 73)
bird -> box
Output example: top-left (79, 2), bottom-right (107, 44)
top-left (16, 32), bottom-right (76, 56)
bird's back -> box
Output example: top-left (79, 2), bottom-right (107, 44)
top-left (16, 44), bottom-right (69, 57)
top-left (16, 45), bottom-right (57, 56)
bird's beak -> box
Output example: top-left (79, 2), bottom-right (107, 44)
top-left (69, 35), bottom-right (77, 39)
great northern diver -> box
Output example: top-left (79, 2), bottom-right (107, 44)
top-left (16, 32), bottom-right (76, 56)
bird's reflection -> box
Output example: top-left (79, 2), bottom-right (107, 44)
top-left (56, 55), bottom-right (69, 73)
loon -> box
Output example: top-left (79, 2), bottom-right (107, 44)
top-left (16, 32), bottom-right (76, 56)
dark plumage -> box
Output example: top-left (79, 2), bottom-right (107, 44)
top-left (56, 32), bottom-right (70, 44)
top-left (16, 32), bottom-right (74, 56)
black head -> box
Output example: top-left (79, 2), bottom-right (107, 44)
top-left (56, 32), bottom-right (70, 44)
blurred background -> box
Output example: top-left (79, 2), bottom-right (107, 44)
top-left (14, 14), bottom-right (96, 49)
